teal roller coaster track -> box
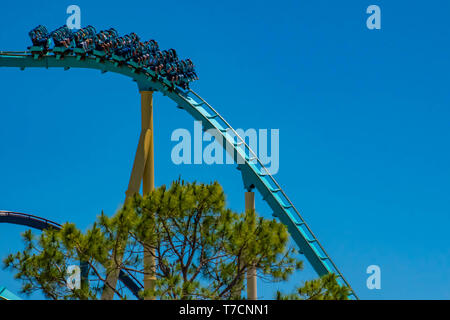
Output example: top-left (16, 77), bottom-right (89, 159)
top-left (0, 49), bottom-right (358, 299)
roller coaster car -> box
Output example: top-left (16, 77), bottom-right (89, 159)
top-left (73, 47), bottom-right (89, 55)
top-left (52, 45), bottom-right (73, 61)
top-left (149, 40), bottom-right (159, 52)
top-left (85, 25), bottom-right (97, 35)
top-left (111, 40), bottom-right (126, 60)
top-left (168, 49), bottom-right (177, 60)
top-left (159, 67), bottom-right (169, 76)
top-left (25, 24), bottom-right (198, 91)
top-left (28, 25), bottom-right (51, 55)
top-left (111, 53), bottom-right (127, 67)
top-left (111, 54), bottom-right (125, 62)
top-left (143, 67), bottom-right (157, 79)
top-left (51, 27), bottom-right (74, 59)
top-left (93, 49), bottom-right (107, 59)
top-left (129, 32), bottom-right (140, 43)
top-left (127, 60), bottom-right (142, 73)
top-left (73, 26), bottom-right (96, 55)
top-left (73, 47), bottom-right (92, 61)
top-left (29, 45), bottom-right (45, 52)
top-left (176, 82), bottom-right (189, 91)
top-left (160, 75), bottom-right (177, 91)
top-left (53, 45), bottom-right (71, 54)
top-left (29, 42), bottom-right (50, 58)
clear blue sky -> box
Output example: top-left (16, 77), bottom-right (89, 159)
top-left (0, 0), bottom-right (449, 299)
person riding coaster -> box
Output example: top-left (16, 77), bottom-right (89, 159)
top-left (73, 25), bottom-right (97, 52)
top-left (148, 40), bottom-right (159, 53)
top-left (51, 26), bottom-right (73, 48)
top-left (94, 28), bottom-right (118, 54)
top-left (28, 24), bottom-right (198, 89)
top-left (28, 25), bottom-right (50, 49)
top-left (114, 33), bottom-right (139, 59)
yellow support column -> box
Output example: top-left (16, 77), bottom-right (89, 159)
top-left (245, 191), bottom-right (257, 300)
top-left (101, 91), bottom-right (155, 300)
top-left (141, 91), bottom-right (156, 300)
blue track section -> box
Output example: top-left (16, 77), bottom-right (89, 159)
top-left (0, 286), bottom-right (21, 300)
top-left (0, 211), bottom-right (143, 299)
top-left (0, 51), bottom-right (357, 299)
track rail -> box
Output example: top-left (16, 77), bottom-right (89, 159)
top-left (0, 210), bottom-right (143, 299)
top-left (0, 51), bottom-right (357, 299)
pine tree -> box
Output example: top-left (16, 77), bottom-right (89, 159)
top-left (3, 180), bottom-right (349, 300)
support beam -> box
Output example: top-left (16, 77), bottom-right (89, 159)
top-left (101, 91), bottom-right (155, 300)
top-left (245, 191), bottom-right (257, 300)
top-left (141, 91), bottom-right (156, 300)
top-left (125, 130), bottom-right (149, 199)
